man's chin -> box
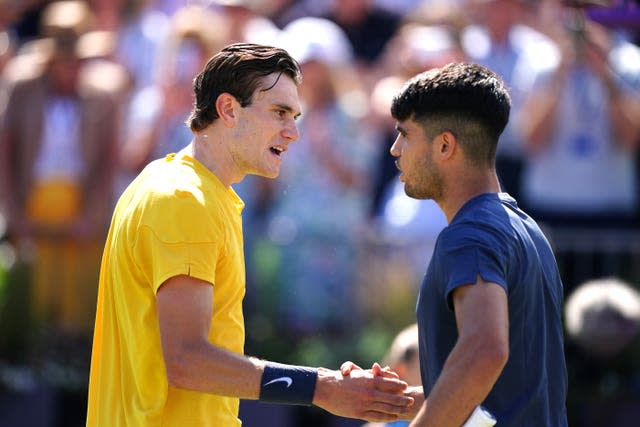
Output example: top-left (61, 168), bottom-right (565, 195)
top-left (405, 186), bottom-right (429, 200)
top-left (256, 169), bottom-right (280, 180)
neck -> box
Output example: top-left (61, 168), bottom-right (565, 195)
top-left (439, 167), bottom-right (501, 223)
top-left (188, 128), bottom-right (240, 187)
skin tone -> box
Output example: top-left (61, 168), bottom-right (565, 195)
top-left (344, 116), bottom-right (511, 425)
top-left (190, 73), bottom-right (302, 186)
top-left (156, 73), bottom-right (414, 422)
top-left (361, 339), bottom-right (423, 427)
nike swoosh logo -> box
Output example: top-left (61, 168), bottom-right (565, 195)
top-left (264, 376), bottom-right (293, 388)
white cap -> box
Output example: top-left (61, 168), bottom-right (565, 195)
top-left (565, 277), bottom-right (640, 358)
top-left (277, 17), bottom-right (353, 66)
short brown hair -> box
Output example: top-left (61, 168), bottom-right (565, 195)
top-left (187, 43), bottom-right (302, 132)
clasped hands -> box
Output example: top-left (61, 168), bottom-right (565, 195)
top-left (312, 361), bottom-right (420, 422)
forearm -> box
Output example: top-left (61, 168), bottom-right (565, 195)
top-left (170, 347), bottom-right (412, 422)
top-left (410, 340), bottom-right (506, 427)
top-left (522, 89), bottom-right (560, 153)
top-left (165, 340), bottom-right (264, 399)
top-left (608, 91), bottom-right (640, 151)
top-left (157, 276), bottom-right (412, 420)
top-left (522, 69), bottom-right (568, 153)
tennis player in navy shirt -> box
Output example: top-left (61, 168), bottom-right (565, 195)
top-left (385, 62), bottom-right (568, 426)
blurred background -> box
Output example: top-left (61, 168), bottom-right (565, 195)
top-left (0, 0), bottom-right (639, 426)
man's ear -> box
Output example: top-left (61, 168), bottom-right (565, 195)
top-left (439, 131), bottom-right (457, 160)
top-left (216, 92), bottom-right (238, 128)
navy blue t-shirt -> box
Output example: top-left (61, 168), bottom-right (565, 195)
top-left (416, 193), bottom-right (568, 426)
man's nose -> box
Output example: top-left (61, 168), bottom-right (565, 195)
top-left (389, 135), bottom-right (401, 157)
top-left (283, 120), bottom-right (300, 142)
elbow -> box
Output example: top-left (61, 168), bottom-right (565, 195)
top-left (163, 344), bottom-right (202, 390)
top-left (477, 339), bottom-right (509, 379)
top-left (493, 341), bottom-right (509, 370)
top-left (165, 355), bottom-right (191, 389)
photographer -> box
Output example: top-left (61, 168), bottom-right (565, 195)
top-left (520, 0), bottom-right (640, 230)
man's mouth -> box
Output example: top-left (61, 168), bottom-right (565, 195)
top-left (270, 146), bottom-right (285, 156)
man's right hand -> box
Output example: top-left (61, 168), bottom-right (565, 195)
top-left (312, 366), bottom-right (414, 422)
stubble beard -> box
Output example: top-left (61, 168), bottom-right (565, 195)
top-left (404, 157), bottom-right (443, 202)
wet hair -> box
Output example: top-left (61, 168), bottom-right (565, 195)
top-left (187, 42), bottom-right (302, 132)
top-left (391, 62), bottom-right (511, 167)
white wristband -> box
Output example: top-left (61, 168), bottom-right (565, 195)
top-left (461, 406), bottom-right (497, 427)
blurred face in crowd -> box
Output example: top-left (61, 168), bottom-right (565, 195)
top-left (470, 0), bottom-right (529, 40)
top-left (162, 39), bottom-right (207, 113)
top-left (230, 72), bottom-right (302, 179)
top-left (298, 59), bottom-right (335, 109)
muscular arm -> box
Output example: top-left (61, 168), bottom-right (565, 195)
top-left (157, 275), bottom-right (414, 421)
top-left (410, 276), bottom-right (509, 427)
top-left (157, 275), bottom-right (263, 398)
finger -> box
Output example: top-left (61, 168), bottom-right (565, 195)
top-left (377, 368), bottom-right (400, 380)
top-left (381, 371), bottom-right (400, 379)
top-left (371, 362), bottom-right (382, 376)
top-left (359, 397), bottom-right (416, 421)
top-left (372, 376), bottom-right (408, 393)
top-left (340, 361), bottom-right (363, 376)
top-left (371, 390), bottom-right (414, 409)
top-left (366, 398), bottom-right (415, 416)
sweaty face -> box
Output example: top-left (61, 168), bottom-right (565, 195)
top-left (389, 119), bottom-right (444, 201)
top-left (230, 73), bottom-right (302, 179)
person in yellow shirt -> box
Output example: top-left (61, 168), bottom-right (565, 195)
top-left (86, 42), bottom-right (414, 426)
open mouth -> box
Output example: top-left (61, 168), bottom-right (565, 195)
top-left (270, 146), bottom-right (285, 156)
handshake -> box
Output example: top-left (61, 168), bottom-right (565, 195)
top-left (317, 361), bottom-right (496, 427)
top-left (311, 361), bottom-right (422, 423)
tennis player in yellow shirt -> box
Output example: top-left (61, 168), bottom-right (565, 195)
top-left (86, 42), bottom-right (414, 427)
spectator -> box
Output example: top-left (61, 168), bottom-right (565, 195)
top-left (211, 0), bottom-right (280, 44)
top-left (0, 0), bottom-right (128, 345)
top-left (115, 0), bottom-right (171, 94)
top-left (565, 276), bottom-right (640, 359)
top-left (118, 4), bottom-right (231, 191)
top-left (564, 276), bottom-right (640, 427)
top-left (520, 4), bottom-right (640, 228)
top-left (266, 17), bottom-right (375, 335)
top-left (324, 0), bottom-right (403, 69)
top-left (461, 0), bottom-right (559, 201)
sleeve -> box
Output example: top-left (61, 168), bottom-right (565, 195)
top-left (439, 224), bottom-right (509, 310)
top-left (133, 191), bottom-right (225, 294)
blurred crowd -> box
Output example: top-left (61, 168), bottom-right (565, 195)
top-left (0, 0), bottom-right (639, 426)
